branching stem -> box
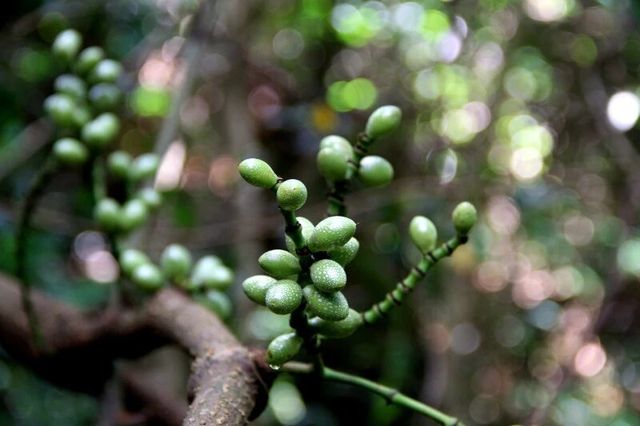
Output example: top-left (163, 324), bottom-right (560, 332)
top-left (327, 133), bottom-right (372, 216)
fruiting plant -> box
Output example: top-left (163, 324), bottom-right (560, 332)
top-left (239, 106), bottom-right (477, 425)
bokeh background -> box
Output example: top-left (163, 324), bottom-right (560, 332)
top-left (2, 0), bottom-right (640, 425)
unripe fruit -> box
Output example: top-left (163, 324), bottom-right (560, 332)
top-left (409, 216), bottom-right (438, 253)
top-left (276, 179), bottom-right (307, 211)
top-left (161, 244), bottom-right (192, 281)
top-left (52, 29), bottom-right (82, 62)
top-left (266, 332), bottom-right (303, 367)
top-left (242, 275), bottom-right (277, 305)
top-left (54, 74), bottom-right (86, 99)
top-left (319, 135), bottom-right (354, 157)
top-left (190, 256), bottom-right (234, 290)
top-left (310, 259), bottom-right (347, 292)
top-left (75, 46), bottom-right (105, 76)
top-left (317, 148), bottom-right (349, 181)
top-left (82, 113), bottom-right (120, 148)
top-left (44, 94), bottom-right (76, 128)
top-left (119, 249), bottom-right (150, 276)
top-left (73, 107), bottom-right (91, 127)
top-left (119, 199), bottom-right (148, 232)
top-left (452, 201), bottom-right (477, 235)
top-left (327, 237), bottom-right (359, 266)
top-left (89, 59), bottom-right (122, 84)
top-left (308, 216), bottom-right (356, 252)
top-left (358, 156), bottom-right (393, 187)
top-left (196, 290), bottom-right (232, 319)
top-left (265, 280), bottom-right (303, 314)
top-left (238, 158), bottom-right (278, 189)
top-left (94, 198), bottom-right (121, 231)
top-left (131, 263), bottom-right (164, 291)
top-left (88, 83), bottom-right (122, 111)
top-left (129, 153), bottom-right (160, 182)
top-left (137, 188), bottom-right (162, 210)
top-left (259, 249), bottom-right (301, 278)
top-left (365, 105), bottom-right (401, 139)
top-left (285, 217), bottom-right (314, 253)
top-left (107, 151), bottom-right (132, 179)
top-left (304, 286), bottom-right (349, 321)
top-left (52, 138), bottom-right (88, 166)
top-left (309, 308), bottom-right (362, 338)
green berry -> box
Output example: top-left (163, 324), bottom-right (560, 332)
top-left (52, 29), bottom-right (82, 62)
top-left (409, 216), bottom-right (438, 253)
top-left (190, 256), bottom-right (233, 290)
top-left (161, 244), bottom-right (192, 281)
top-left (119, 249), bottom-right (150, 276)
top-left (266, 333), bottom-right (303, 367)
top-left (265, 280), bottom-right (303, 315)
top-left (137, 188), bottom-right (162, 210)
top-left (242, 275), bottom-right (277, 305)
top-left (276, 179), bottom-right (308, 211)
top-left (285, 217), bottom-right (314, 253)
top-left (258, 249), bottom-right (301, 278)
top-left (129, 153), bottom-right (160, 182)
top-left (238, 158), bottom-right (278, 189)
top-left (196, 290), bottom-right (232, 319)
top-left (44, 94), bottom-right (76, 128)
top-left (327, 237), bottom-right (359, 266)
top-left (81, 113), bottom-right (120, 148)
top-left (119, 199), bottom-right (148, 232)
top-left (310, 259), bottom-right (346, 292)
top-left (365, 105), bottom-right (401, 139)
top-left (73, 106), bottom-right (91, 127)
top-left (54, 74), bottom-right (86, 99)
top-left (75, 46), bottom-right (105, 75)
top-left (88, 83), bottom-right (122, 111)
top-left (309, 308), bottom-right (362, 338)
top-left (89, 59), bottom-right (122, 84)
top-left (317, 148), bottom-right (349, 181)
top-left (308, 216), bottom-right (356, 252)
top-left (304, 286), bottom-right (349, 321)
top-left (358, 156), bottom-right (393, 187)
top-left (52, 138), bottom-right (88, 166)
top-left (94, 198), bottom-right (121, 231)
top-left (319, 135), bottom-right (353, 157)
top-left (107, 151), bottom-right (132, 179)
top-left (131, 263), bottom-right (164, 291)
top-left (452, 201), bottom-right (477, 235)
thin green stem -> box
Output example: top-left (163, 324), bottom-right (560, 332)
top-left (361, 235), bottom-right (467, 325)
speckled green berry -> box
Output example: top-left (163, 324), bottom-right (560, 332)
top-left (266, 332), bottom-right (303, 367)
top-left (137, 188), bottom-right (162, 210)
top-left (119, 249), bottom-right (150, 276)
top-left (89, 59), bottom-right (122, 84)
top-left (54, 74), bottom-right (86, 99)
top-left (119, 199), bottom-right (148, 232)
top-left (190, 256), bottom-right (233, 290)
top-left (88, 83), bottom-right (122, 111)
top-left (452, 202), bottom-right (477, 235)
top-left (75, 46), bottom-right (105, 76)
top-left (304, 286), bottom-right (349, 321)
top-left (81, 113), bottom-right (120, 148)
top-left (285, 217), bottom-right (314, 253)
top-left (107, 151), bottom-right (132, 179)
top-left (309, 308), bottom-right (362, 338)
top-left (94, 198), bottom-right (121, 231)
top-left (358, 156), bottom-right (393, 187)
top-left (129, 153), bottom-right (159, 182)
top-left (310, 259), bottom-right (346, 292)
top-left (365, 105), bottom-right (401, 139)
top-left (44, 94), bottom-right (76, 128)
top-left (327, 237), bottom-right (359, 266)
top-left (308, 216), bottom-right (356, 252)
top-left (242, 275), bottom-right (277, 305)
top-left (409, 216), bottom-right (438, 253)
top-left (265, 280), bottom-right (303, 315)
top-left (258, 250), bottom-right (301, 278)
top-left (319, 135), bottom-right (353, 157)
top-left (53, 138), bottom-right (88, 166)
top-left (196, 290), bottom-right (232, 319)
top-left (276, 179), bottom-right (307, 211)
top-left (52, 29), bottom-right (82, 62)
top-left (131, 263), bottom-right (164, 291)
top-left (317, 148), bottom-right (349, 182)
top-left (161, 244), bottom-right (192, 281)
top-left (238, 158), bottom-right (278, 189)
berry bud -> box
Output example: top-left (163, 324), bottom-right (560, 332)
top-left (196, 290), bottom-right (232, 319)
top-left (327, 237), bottom-right (359, 266)
top-left (308, 216), bottom-right (356, 252)
top-left (317, 148), bottom-right (349, 181)
top-left (44, 94), bottom-right (76, 128)
top-left (129, 153), bottom-right (160, 182)
top-left (258, 250), bottom-right (301, 278)
top-left (75, 46), bottom-right (105, 76)
top-left (94, 198), bottom-right (121, 231)
top-left (52, 138), bottom-right (88, 166)
top-left (89, 59), bottom-right (122, 84)
top-left (88, 83), bottom-right (122, 111)
top-left (238, 158), bottom-right (278, 189)
top-left (107, 151), bottom-right (132, 179)
top-left (161, 244), bottom-right (192, 281)
top-left (131, 263), bottom-right (164, 291)
top-left (119, 199), bottom-right (148, 232)
top-left (137, 188), bottom-right (162, 210)
top-left (266, 333), bottom-right (303, 367)
top-left (365, 105), bottom-right (401, 139)
top-left (276, 179), bottom-right (308, 211)
top-left (81, 113), bottom-right (120, 148)
top-left (319, 135), bottom-right (353, 157)
top-left (305, 286), bottom-right (349, 321)
top-left (409, 216), bottom-right (438, 253)
top-left (309, 308), bottom-right (362, 339)
top-left (242, 275), bottom-right (277, 305)
top-left (285, 217), bottom-right (314, 253)
top-left (452, 202), bottom-right (477, 235)
top-left (358, 156), bottom-right (393, 187)
top-left (189, 256), bottom-right (224, 289)
top-left (265, 280), bottom-right (303, 314)
top-left (119, 249), bottom-right (150, 276)
top-left (52, 29), bottom-right (82, 62)
top-left (310, 259), bottom-right (347, 292)
top-left (54, 74), bottom-right (86, 99)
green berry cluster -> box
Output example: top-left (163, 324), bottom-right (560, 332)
top-left (408, 202), bottom-right (478, 254)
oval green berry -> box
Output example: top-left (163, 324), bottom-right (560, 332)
top-left (276, 179), bottom-right (308, 211)
top-left (308, 216), bottom-right (356, 252)
top-left (258, 249), bottom-right (301, 278)
top-left (317, 148), bottom-right (349, 181)
top-left (309, 308), bottom-right (362, 339)
top-left (266, 332), bottom-right (303, 367)
top-left (44, 94), bottom-right (76, 128)
top-left (242, 275), bottom-right (277, 305)
top-left (285, 217), bottom-right (314, 253)
top-left (137, 188), bottom-right (162, 210)
top-left (94, 198), bottom-right (121, 231)
top-left (310, 259), bottom-right (347, 292)
top-left (319, 135), bottom-right (353, 157)
top-left (365, 105), bottom-right (401, 139)
top-left (131, 263), bottom-right (164, 291)
top-left (358, 156), bottom-right (393, 187)
top-left (196, 290), bottom-right (232, 319)
top-left (327, 237), bottom-right (359, 266)
top-left (89, 59), bottom-right (122, 84)
top-left (190, 256), bottom-right (233, 290)
top-left (54, 74), bottom-right (86, 99)
top-left (89, 83), bottom-right (122, 111)
top-left (161, 244), bottom-right (192, 281)
top-left (305, 286), bottom-right (349, 321)
top-left (75, 46), bottom-right (105, 75)
top-left (73, 106), bottom-right (91, 127)
top-left (265, 280), bottom-right (303, 315)
top-left (53, 138), bottom-right (88, 166)
top-left (52, 29), bottom-right (82, 62)
top-left (129, 153), bottom-right (160, 182)
top-left (238, 158), bottom-right (278, 189)
top-left (107, 151), bottom-right (132, 179)
top-left (409, 216), bottom-right (438, 253)
top-left (119, 249), bottom-right (150, 276)
top-left (119, 199), bottom-right (148, 232)
top-left (82, 113), bottom-right (120, 148)
top-left (452, 201), bottom-right (477, 235)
